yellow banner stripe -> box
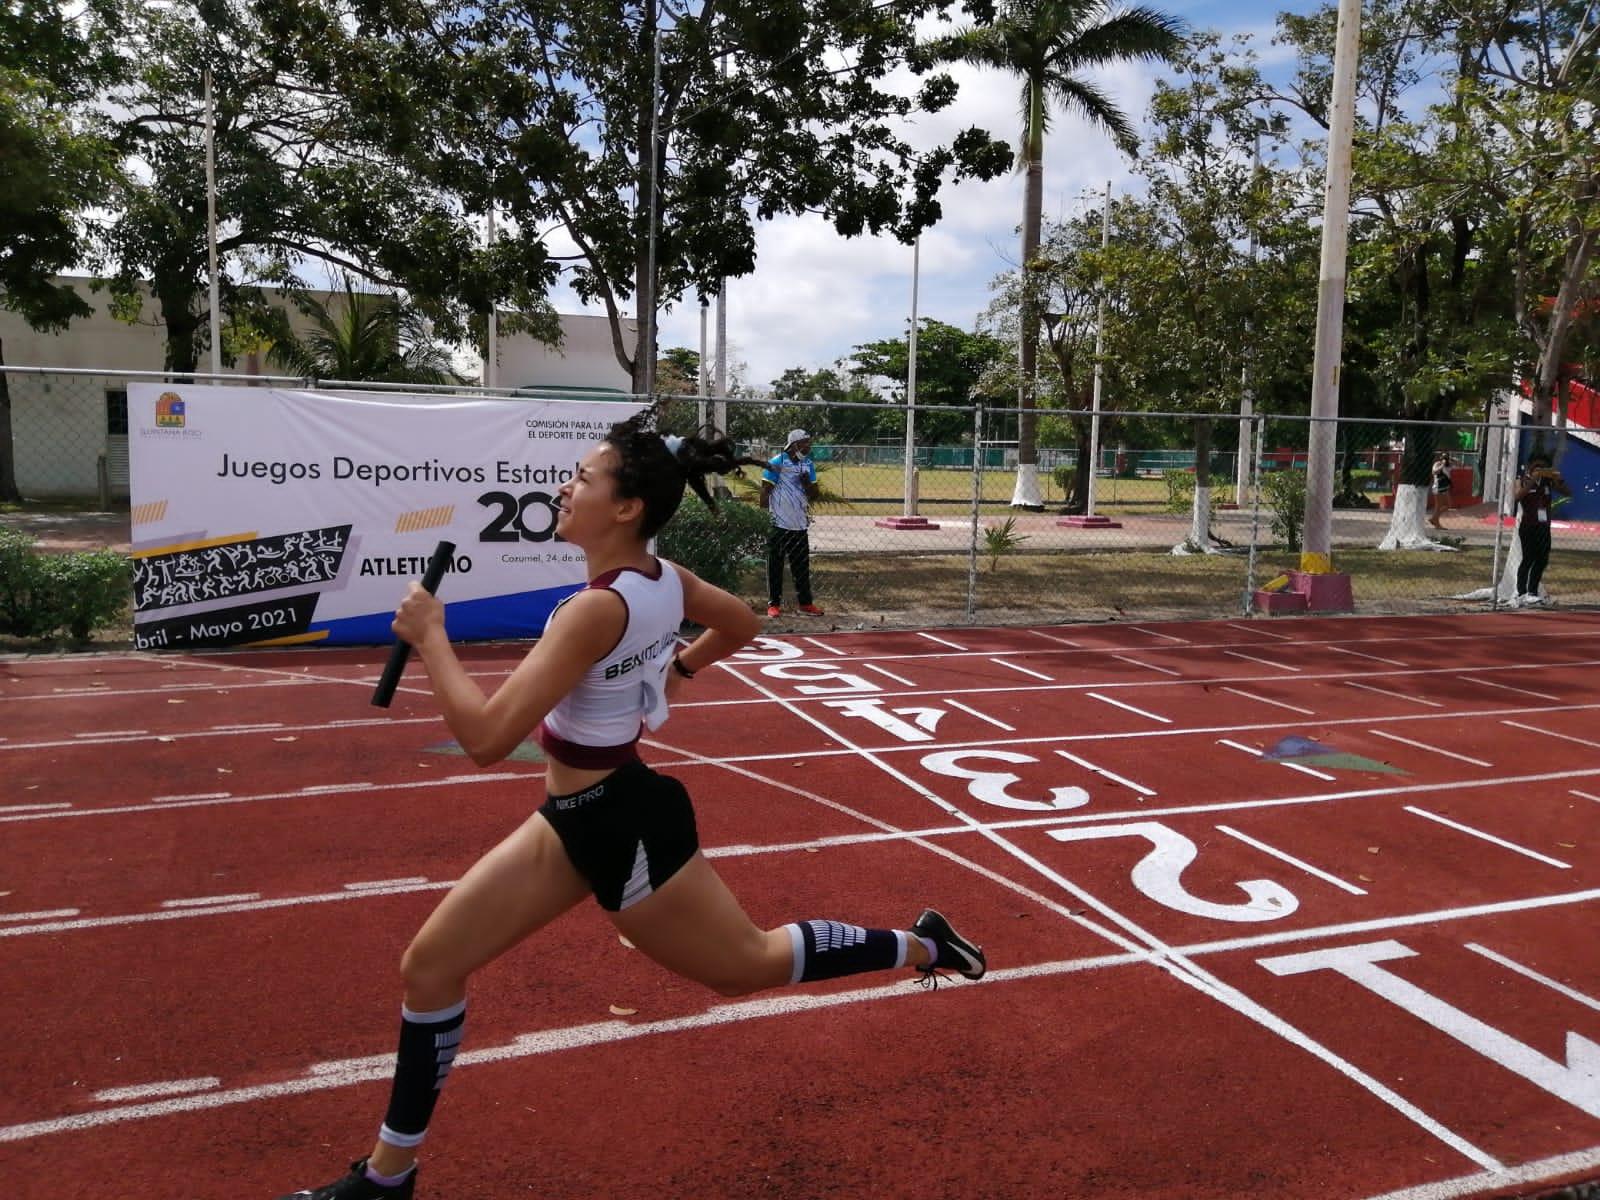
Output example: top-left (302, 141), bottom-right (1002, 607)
top-left (130, 532), bottom-right (260, 560)
top-left (245, 629), bottom-right (332, 648)
top-left (395, 505), bottom-right (455, 533)
top-left (130, 500), bottom-right (169, 525)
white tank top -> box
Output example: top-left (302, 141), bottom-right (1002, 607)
top-left (537, 560), bottom-right (684, 766)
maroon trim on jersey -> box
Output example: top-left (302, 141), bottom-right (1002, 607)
top-left (536, 720), bottom-right (642, 769)
top-left (587, 558), bottom-right (664, 589)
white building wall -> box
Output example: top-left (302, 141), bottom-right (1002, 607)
top-left (494, 313), bottom-right (636, 393)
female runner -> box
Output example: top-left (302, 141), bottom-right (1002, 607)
top-left (277, 409), bottom-right (986, 1199)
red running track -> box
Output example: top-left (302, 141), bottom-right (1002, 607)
top-left (3, 612), bottom-right (1600, 1199)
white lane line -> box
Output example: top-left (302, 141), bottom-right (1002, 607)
top-left (343, 877), bottom-right (428, 890)
top-left (1215, 825), bottom-right (1366, 895)
top-left (1460, 675), bottom-right (1547, 699)
top-left (0, 909), bottom-right (81, 923)
top-left (1217, 738), bottom-right (1336, 781)
top-left (1127, 626), bottom-right (1188, 643)
top-left (862, 663), bottom-right (915, 687)
top-left (1404, 806), bottom-right (1572, 869)
top-left (1221, 686), bottom-right (1315, 717)
top-left (1365, 729), bottom-right (1491, 768)
top-left (1502, 719), bottom-right (1600, 751)
top-left (0, 803), bottom-right (72, 814)
top-left (1571, 789), bottom-right (1600, 803)
top-left (1087, 692), bottom-right (1170, 724)
top-left (1327, 646), bottom-right (1408, 667)
top-left (151, 792), bottom-right (232, 804)
top-left (944, 699), bottom-right (1015, 731)
top-left (1464, 943), bottom-right (1600, 1013)
top-left (1345, 681), bottom-right (1443, 707)
top-left (992, 658), bottom-right (1054, 681)
top-left (1228, 622), bottom-right (1294, 641)
top-left (160, 894), bottom-right (261, 909)
top-left (800, 637), bottom-right (845, 656)
top-left (301, 782), bottom-right (374, 795)
top-left (72, 729), bottom-right (148, 738)
top-left (917, 632), bottom-right (967, 650)
top-left (207, 722), bottom-right (284, 732)
top-left (92, 1077), bottom-right (222, 1103)
top-left (1223, 649), bottom-right (1299, 672)
top-left (1053, 749), bottom-right (1155, 797)
top-left (1111, 654), bottom-right (1182, 677)
top-left (1358, 1144), bottom-right (1600, 1200)
top-left (1029, 629), bottom-right (1081, 647)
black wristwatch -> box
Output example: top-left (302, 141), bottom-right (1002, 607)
top-left (671, 656), bottom-right (696, 679)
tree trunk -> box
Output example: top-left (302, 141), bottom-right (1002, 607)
top-left (1530, 224), bottom-right (1596, 430)
top-left (1377, 422), bottom-right (1453, 551)
top-left (1010, 81), bottom-right (1045, 510)
top-left (1062, 419), bottom-right (1092, 513)
top-left (1173, 418), bottom-right (1216, 554)
top-left (156, 277), bottom-right (202, 376)
top-left (0, 338), bottom-right (20, 503)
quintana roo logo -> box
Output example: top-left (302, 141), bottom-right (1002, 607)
top-left (155, 391), bottom-right (186, 428)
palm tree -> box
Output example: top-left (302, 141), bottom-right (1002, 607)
top-left (268, 277), bottom-right (461, 384)
top-left (928, 2), bottom-right (1186, 508)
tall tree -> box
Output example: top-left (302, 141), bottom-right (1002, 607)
top-left (265, 0), bottom-right (1014, 395)
top-left (0, 0), bottom-right (124, 500)
top-left (851, 318), bottom-right (1010, 444)
top-left (926, 0), bottom-right (1186, 508)
top-left (266, 279), bottom-right (461, 383)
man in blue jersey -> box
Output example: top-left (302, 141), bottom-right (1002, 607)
top-left (760, 428), bottom-right (823, 618)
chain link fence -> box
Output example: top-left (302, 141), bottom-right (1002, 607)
top-left (5, 366), bottom-right (1598, 631)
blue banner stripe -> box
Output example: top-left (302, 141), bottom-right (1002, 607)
top-left (309, 583), bottom-right (582, 645)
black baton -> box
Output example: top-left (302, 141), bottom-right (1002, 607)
top-left (371, 540), bottom-right (456, 708)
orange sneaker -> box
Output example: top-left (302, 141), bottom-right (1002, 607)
top-left (766, 604), bottom-right (782, 617)
top-left (798, 604), bottom-right (825, 616)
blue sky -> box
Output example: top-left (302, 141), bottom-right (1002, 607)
top-left (545, 0), bottom-right (1327, 390)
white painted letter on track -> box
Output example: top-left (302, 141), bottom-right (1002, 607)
top-left (758, 662), bottom-right (880, 695)
top-left (1047, 822), bottom-right (1299, 922)
top-left (732, 637), bottom-right (805, 661)
top-left (824, 698), bottom-right (947, 743)
top-left (1259, 940), bottom-right (1600, 1118)
top-left (920, 750), bottom-right (1090, 811)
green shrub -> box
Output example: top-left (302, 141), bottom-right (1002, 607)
top-left (1262, 469), bottom-right (1308, 549)
top-left (0, 528), bottom-right (131, 640)
top-left (1163, 469), bottom-right (1195, 512)
top-left (657, 496), bottom-right (771, 594)
top-left (1050, 464), bottom-right (1077, 496)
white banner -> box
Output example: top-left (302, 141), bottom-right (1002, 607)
top-left (127, 384), bottom-right (641, 650)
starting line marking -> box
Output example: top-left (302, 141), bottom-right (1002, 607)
top-left (862, 663), bottom-right (915, 687)
top-left (943, 699), bottom-right (1015, 731)
top-left (991, 658), bottom-right (1054, 681)
top-left (1464, 943), bottom-right (1600, 1013)
top-left (800, 637), bottom-right (845, 656)
top-left (1346, 681), bottom-right (1444, 708)
top-left (1217, 738), bottom-right (1336, 781)
top-left (160, 894), bottom-right (261, 909)
top-left (1126, 625), bottom-right (1188, 643)
top-left (1087, 692), bottom-right (1170, 723)
top-left (1571, 789), bottom-right (1600, 804)
top-left (1503, 719), bottom-right (1600, 751)
top-left (1460, 675), bottom-right (1548, 699)
top-left (1223, 649), bottom-right (1299, 671)
top-left (1052, 749), bottom-right (1155, 797)
top-left (1328, 646), bottom-right (1409, 667)
top-left (1221, 686), bottom-right (1316, 717)
top-left (1403, 806), bottom-right (1572, 869)
top-left (91, 1077), bottom-right (222, 1103)
top-left (916, 632), bottom-right (967, 650)
top-left (1028, 629), bottom-right (1081, 647)
top-left (1214, 824), bottom-right (1366, 896)
top-left (1111, 654), bottom-right (1181, 676)
top-left (1365, 729), bottom-right (1492, 768)
top-left (343, 877), bottom-right (428, 890)
top-left (1228, 622), bottom-right (1294, 641)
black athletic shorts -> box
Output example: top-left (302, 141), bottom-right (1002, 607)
top-left (538, 759), bottom-right (699, 912)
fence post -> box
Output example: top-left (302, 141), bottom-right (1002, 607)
top-left (966, 403), bottom-right (983, 623)
top-left (1488, 414), bottom-right (1513, 610)
top-left (96, 450), bottom-right (110, 512)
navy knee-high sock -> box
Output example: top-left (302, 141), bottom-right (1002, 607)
top-left (783, 919), bottom-right (910, 983)
top-left (378, 999), bottom-right (466, 1150)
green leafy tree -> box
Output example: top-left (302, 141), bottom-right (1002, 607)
top-left (926, 0), bottom-right (1187, 508)
top-left (850, 318), bottom-right (1010, 444)
top-left (264, 0), bottom-right (1014, 394)
top-left (266, 279), bottom-right (462, 383)
top-left (0, 0), bottom-right (124, 501)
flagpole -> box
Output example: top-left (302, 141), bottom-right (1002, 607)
top-left (204, 69), bottom-right (221, 377)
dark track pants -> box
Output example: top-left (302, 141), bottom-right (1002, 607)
top-left (1517, 522), bottom-right (1551, 595)
top-left (767, 528), bottom-right (813, 607)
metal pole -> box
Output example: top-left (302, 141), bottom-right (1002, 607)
top-left (967, 402), bottom-right (984, 622)
top-left (1301, 0), bottom-right (1363, 574)
top-left (903, 237), bottom-right (920, 517)
top-left (485, 205), bottom-right (497, 389)
top-left (1087, 181), bottom-right (1110, 517)
top-left (1489, 408), bottom-right (1518, 609)
top-left (1244, 415), bottom-right (1266, 613)
top-left (1237, 130), bottom-right (1260, 504)
top-left (204, 70), bottom-right (221, 377)
top-left (697, 302), bottom-right (709, 431)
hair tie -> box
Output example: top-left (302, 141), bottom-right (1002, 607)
top-left (662, 434), bottom-right (685, 458)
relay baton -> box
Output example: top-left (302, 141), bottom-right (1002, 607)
top-left (370, 540), bottom-right (456, 708)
